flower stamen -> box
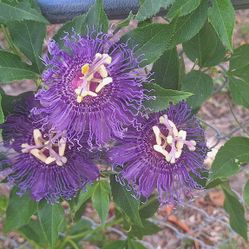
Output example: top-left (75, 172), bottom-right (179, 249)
top-left (152, 115), bottom-right (196, 164)
top-left (75, 53), bottom-right (113, 103)
top-left (21, 129), bottom-right (67, 166)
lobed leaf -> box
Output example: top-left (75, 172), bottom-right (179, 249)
top-left (181, 70), bottom-right (213, 111)
top-left (110, 175), bottom-right (142, 226)
top-left (222, 185), bottom-right (248, 240)
top-left (123, 0), bottom-right (208, 66)
top-left (37, 203), bottom-right (65, 248)
top-left (209, 137), bottom-right (249, 182)
top-left (92, 180), bottom-right (110, 224)
top-left (8, 21), bottom-right (46, 74)
top-left (243, 180), bottom-right (249, 208)
top-left (167, 0), bottom-right (201, 19)
top-left (136, 0), bottom-right (173, 21)
top-left (208, 0), bottom-right (235, 51)
top-left (0, 50), bottom-right (38, 83)
top-left (103, 240), bottom-right (126, 249)
top-left (183, 22), bottom-right (226, 67)
top-left (144, 83), bottom-right (192, 112)
top-left (4, 188), bottom-right (36, 232)
top-left (0, 0), bottom-right (48, 24)
top-left (152, 48), bottom-right (180, 90)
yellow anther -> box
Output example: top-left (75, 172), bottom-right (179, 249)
top-left (81, 63), bottom-right (90, 75)
top-left (166, 135), bottom-right (173, 144)
top-left (59, 137), bottom-right (67, 157)
top-left (165, 154), bottom-right (172, 162)
top-left (99, 65), bottom-right (108, 78)
top-left (95, 77), bottom-right (113, 93)
top-left (77, 95), bottom-right (83, 103)
top-left (103, 54), bottom-right (112, 64)
top-left (178, 130), bottom-right (187, 140)
top-left (33, 129), bottom-right (43, 146)
top-left (30, 149), bottom-right (48, 163)
top-left (168, 120), bottom-right (178, 136)
top-left (95, 53), bottom-right (102, 59)
top-left (175, 150), bottom-right (182, 159)
top-left (152, 126), bottom-right (162, 145)
top-left (153, 145), bottom-right (168, 157)
top-left (176, 140), bottom-right (184, 150)
top-left (45, 156), bottom-right (56, 165)
top-left (22, 129), bottom-right (68, 167)
top-left (159, 116), bottom-right (165, 124)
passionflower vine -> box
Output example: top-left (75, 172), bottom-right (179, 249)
top-left (34, 32), bottom-right (147, 146)
top-left (1, 97), bottom-right (99, 202)
top-left (109, 101), bottom-right (208, 204)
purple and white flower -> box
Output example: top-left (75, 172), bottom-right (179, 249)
top-left (35, 32), bottom-right (147, 146)
top-left (109, 101), bottom-right (208, 204)
top-left (1, 97), bottom-right (99, 202)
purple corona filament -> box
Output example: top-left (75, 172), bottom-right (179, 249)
top-left (1, 98), bottom-right (99, 202)
top-left (109, 102), bottom-right (208, 204)
top-left (34, 32), bottom-right (148, 147)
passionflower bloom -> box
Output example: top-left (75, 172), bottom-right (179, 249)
top-left (1, 97), bottom-right (99, 202)
top-left (109, 101), bottom-right (208, 204)
top-left (34, 32), bottom-right (147, 146)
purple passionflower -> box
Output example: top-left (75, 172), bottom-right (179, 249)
top-left (109, 101), bottom-right (208, 204)
top-left (34, 32), bottom-right (147, 146)
top-left (1, 97), bottom-right (99, 203)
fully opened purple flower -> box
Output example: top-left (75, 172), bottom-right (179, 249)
top-left (1, 98), bottom-right (99, 202)
top-left (35, 32), bottom-right (147, 146)
top-left (109, 102), bottom-right (208, 204)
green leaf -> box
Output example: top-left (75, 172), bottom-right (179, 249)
top-left (122, 23), bottom-right (170, 66)
top-left (0, 196), bottom-right (7, 214)
top-left (181, 70), bottom-right (213, 111)
top-left (144, 83), bottom-right (192, 112)
top-left (229, 44), bottom-right (249, 80)
top-left (103, 240), bottom-right (126, 249)
top-left (0, 90), bottom-right (32, 116)
top-left (37, 203), bottom-right (64, 248)
top-left (209, 137), bottom-right (249, 182)
top-left (183, 22), bottom-right (226, 67)
top-left (123, 0), bottom-right (207, 66)
top-left (168, 0), bottom-right (208, 45)
top-left (243, 180), bottom-right (249, 208)
top-left (136, 0), bottom-right (173, 21)
top-left (70, 184), bottom-right (95, 220)
top-left (167, 0), bottom-right (201, 19)
top-left (116, 11), bottom-right (134, 29)
top-left (19, 219), bottom-right (47, 247)
top-left (152, 48), bottom-right (180, 90)
top-left (53, 14), bottom-right (86, 43)
top-left (8, 21), bottom-right (46, 73)
top-left (0, 50), bottom-right (38, 83)
top-left (110, 175), bottom-right (142, 226)
top-left (208, 0), bottom-right (235, 51)
top-left (4, 188), bottom-right (36, 232)
top-left (222, 185), bottom-right (248, 240)
top-left (129, 220), bottom-right (161, 239)
top-left (139, 197), bottom-right (160, 219)
top-left (229, 76), bottom-right (249, 109)
top-left (85, 0), bottom-right (108, 33)
top-left (54, 0), bottom-right (107, 43)
top-left (70, 218), bottom-right (93, 235)
top-left (92, 180), bottom-right (110, 224)
top-left (0, 93), bottom-right (4, 124)
top-left (127, 239), bottom-right (147, 249)
top-left (0, 0), bottom-right (48, 24)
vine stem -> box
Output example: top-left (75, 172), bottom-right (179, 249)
top-left (0, 25), bottom-right (22, 56)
